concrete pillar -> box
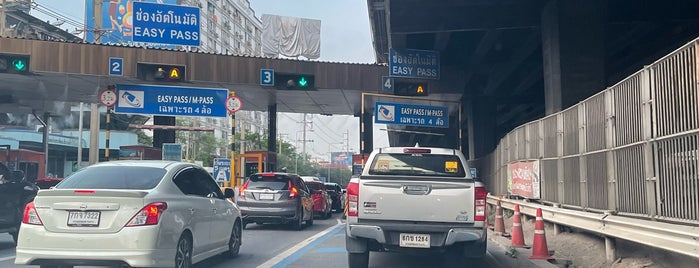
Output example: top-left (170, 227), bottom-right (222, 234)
top-left (153, 116), bottom-right (175, 149)
top-left (267, 104), bottom-right (277, 171)
top-left (541, 0), bottom-right (606, 115)
top-left (466, 97), bottom-right (496, 159)
top-left (89, 103), bottom-right (100, 165)
top-left (605, 236), bottom-right (617, 261)
top-left (361, 112), bottom-right (373, 155)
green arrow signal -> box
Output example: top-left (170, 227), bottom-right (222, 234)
top-left (298, 77), bottom-right (308, 87)
top-left (12, 59), bottom-right (26, 71)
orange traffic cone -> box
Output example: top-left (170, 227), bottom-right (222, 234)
top-left (530, 208), bottom-right (553, 259)
top-left (493, 200), bottom-right (507, 235)
top-left (511, 204), bottom-right (527, 248)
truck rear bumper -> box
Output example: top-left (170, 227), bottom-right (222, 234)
top-left (346, 221), bottom-right (485, 247)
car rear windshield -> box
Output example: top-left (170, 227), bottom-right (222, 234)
top-left (306, 182), bottom-right (322, 191)
top-left (368, 153), bottom-right (467, 177)
top-left (247, 174), bottom-right (290, 190)
top-left (56, 166), bottom-right (166, 190)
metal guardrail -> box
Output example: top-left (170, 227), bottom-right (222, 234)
top-left (488, 196), bottom-right (699, 259)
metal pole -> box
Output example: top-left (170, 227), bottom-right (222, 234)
top-left (105, 107), bottom-right (111, 160)
top-left (77, 102), bottom-right (84, 168)
top-left (361, 93), bottom-right (365, 167)
top-left (302, 113), bottom-right (307, 157)
top-left (229, 91), bottom-right (236, 189)
top-left (1, 0), bottom-right (7, 37)
top-left (42, 112), bottom-right (50, 176)
top-left (89, 103), bottom-right (100, 164)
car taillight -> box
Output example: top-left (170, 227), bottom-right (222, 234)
top-left (22, 202), bottom-right (43, 226)
top-left (288, 181), bottom-right (298, 199)
top-left (347, 181), bottom-right (359, 217)
top-left (474, 186), bottom-right (487, 221)
top-left (126, 202), bottom-right (167, 227)
top-left (239, 180), bottom-right (250, 200)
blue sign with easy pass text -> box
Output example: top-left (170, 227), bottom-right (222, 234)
top-left (114, 84), bottom-right (228, 117)
top-left (389, 48), bottom-right (440, 80)
top-left (374, 101), bottom-right (449, 128)
top-left (132, 2), bottom-right (200, 46)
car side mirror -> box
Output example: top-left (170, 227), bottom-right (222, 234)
top-left (224, 188), bottom-right (235, 199)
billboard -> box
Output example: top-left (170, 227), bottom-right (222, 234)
top-left (85, 0), bottom-right (178, 48)
top-left (507, 160), bottom-right (541, 199)
top-left (331, 152), bottom-right (352, 166)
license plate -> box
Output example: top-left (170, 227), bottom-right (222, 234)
top-left (399, 233), bottom-right (430, 248)
top-left (67, 211), bottom-right (100, 227)
top-left (259, 193), bottom-right (274, 200)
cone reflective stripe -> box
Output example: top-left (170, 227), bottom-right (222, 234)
top-left (494, 200), bottom-right (506, 235)
top-left (530, 208), bottom-right (553, 260)
top-left (511, 204), bottom-right (526, 248)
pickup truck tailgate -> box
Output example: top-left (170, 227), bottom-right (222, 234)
top-left (358, 177), bottom-right (475, 223)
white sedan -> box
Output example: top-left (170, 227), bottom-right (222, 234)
top-left (15, 161), bottom-right (243, 268)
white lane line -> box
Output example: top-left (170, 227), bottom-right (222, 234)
top-left (256, 219), bottom-right (343, 268)
top-left (0, 255), bottom-right (15, 262)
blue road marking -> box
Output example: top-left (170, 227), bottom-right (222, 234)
top-left (333, 233), bottom-right (345, 238)
top-left (271, 224), bottom-right (346, 268)
top-left (313, 247), bottom-right (347, 253)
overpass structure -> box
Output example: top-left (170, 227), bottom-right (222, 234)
top-left (367, 0), bottom-right (699, 260)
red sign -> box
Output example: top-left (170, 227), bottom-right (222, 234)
top-left (507, 160), bottom-right (541, 199)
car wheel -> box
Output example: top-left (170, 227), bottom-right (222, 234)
top-left (292, 209), bottom-right (304, 230)
top-left (225, 221), bottom-right (242, 258)
top-left (305, 210), bottom-right (314, 227)
top-left (175, 233), bottom-right (193, 268)
top-left (348, 252), bottom-right (369, 268)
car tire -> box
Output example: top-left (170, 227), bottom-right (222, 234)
top-left (305, 210), bottom-right (314, 227)
top-left (348, 252), bottom-right (369, 268)
top-left (292, 210), bottom-right (304, 230)
top-left (175, 233), bottom-right (193, 268)
top-left (225, 221), bottom-right (242, 258)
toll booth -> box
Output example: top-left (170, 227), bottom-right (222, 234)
top-left (237, 150), bottom-right (277, 183)
top-left (119, 145), bottom-right (163, 160)
top-left (0, 147), bottom-right (45, 182)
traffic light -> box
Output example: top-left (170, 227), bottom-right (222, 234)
top-left (137, 63), bottom-right (186, 82)
top-left (274, 73), bottom-right (315, 90)
top-left (394, 79), bottom-right (428, 96)
top-left (0, 54), bottom-right (31, 74)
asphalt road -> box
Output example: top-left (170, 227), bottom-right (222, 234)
top-left (0, 212), bottom-right (538, 268)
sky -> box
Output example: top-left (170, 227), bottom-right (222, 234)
top-left (31, 0), bottom-right (389, 160)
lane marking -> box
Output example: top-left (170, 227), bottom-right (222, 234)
top-left (257, 219), bottom-right (344, 268)
top-left (0, 255), bottom-right (15, 262)
top-left (313, 247), bottom-right (346, 253)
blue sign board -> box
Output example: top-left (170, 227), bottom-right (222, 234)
top-left (114, 84), bottom-right (228, 117)
top-left (109, 57), bottom-right (123, 76)
top-left (213, 158), bottom-right (231, 182)
top-left (260, 69), bottom-right (274, 86)
top-left (374, 101), bottom-right (449, 128)
top-left (132, 2), bottom-right (201, 46)
top-left (162, 143), bottom-right (182, 161)
top-left (389, 48), bottom-right (440, 80)
top-left (470, 168), bottom-right (478, 178)
top-left (381, 76), bottom-right (393, 93)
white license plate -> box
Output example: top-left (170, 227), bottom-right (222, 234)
top-left (67, 211), bottom-right (100, 227)
top-left (399, 233), bottom-right (430, 248)
top-left (259, 193), bottom-right (274, 200)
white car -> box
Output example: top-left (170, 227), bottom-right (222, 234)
top-left (15, 161), bottom-right (243, 268)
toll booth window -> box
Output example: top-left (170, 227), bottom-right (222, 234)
top-left (56, 166), bottom-right (166, 190)
top-left (248, 174), bottom-right (290, 190)
top-left (368, 153), bottom-right (466, 178)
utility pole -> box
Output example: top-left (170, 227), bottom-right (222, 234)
top-left (1, 0), bottom-right (7, 37)
top-left (302, 113), bottom-right (307, 157)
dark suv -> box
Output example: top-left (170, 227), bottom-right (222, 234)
top-left (237, 172), bottom-right (314, 230)
top-left (0, 162), bottom-right (38, 244)
top-left (324, 182), bottom-right (345, 212)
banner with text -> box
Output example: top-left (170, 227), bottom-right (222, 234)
top-left (132, 2), bottom-right (201, 46)
top-left (507, 160), bottom-right (541, 199)
top-left (114, 84), bottom-right (228, 117)
top-left (374, 101), bottom-right (449, 128)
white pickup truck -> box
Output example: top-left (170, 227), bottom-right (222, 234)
top-left (345, 146), bottom-right (487, 268)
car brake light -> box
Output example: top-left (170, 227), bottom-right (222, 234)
top-left (74, 190), bottom-right (95, 194)
top-left (22, 202), bottom-right (43, 225)
top-left (347, 181), bottom-right (359, 217)
top-left (474, 186), bottom-right (487, 221)
top-left (238, 180), bottom-right (250, 200)
top-left (288, 181), bottom-right (298, 199)
top-left (262, 173), bottom-right (276, 177)
top-left (126, 202), bottom-right (167, 227)
top-left (403, 148), bottom-right (431, 154)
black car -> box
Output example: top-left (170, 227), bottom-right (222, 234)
top-left (324, 182), bottom-right (345, 212)
top-left (0, 162), bottom-right (38, 244)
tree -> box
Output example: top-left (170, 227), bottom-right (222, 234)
top-left (135, 129), bottom-right (153, 146)
top-left (175, 118), bottom-right (226, 166)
